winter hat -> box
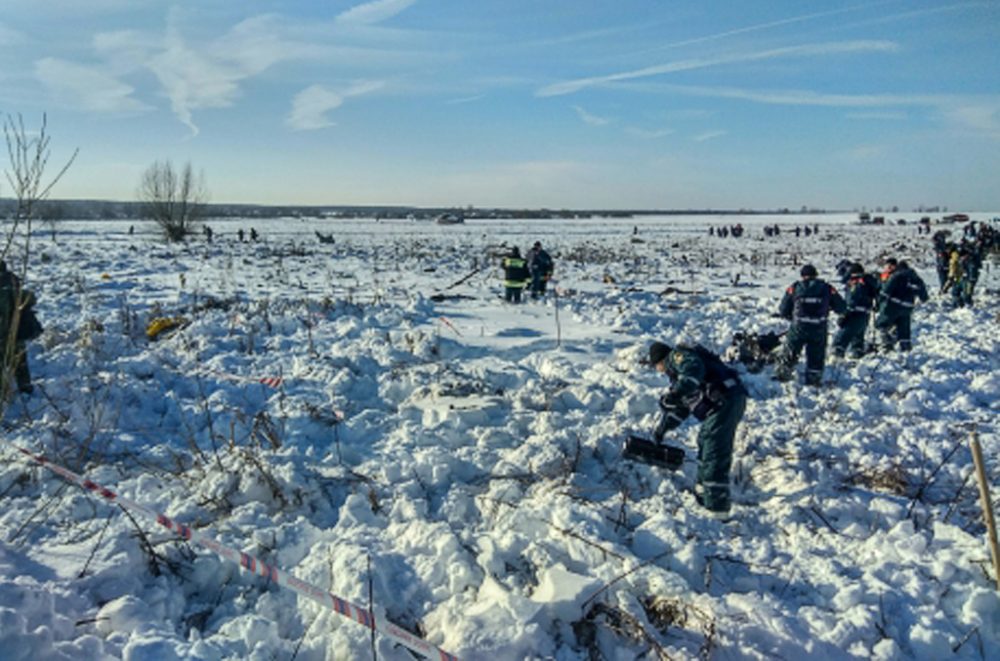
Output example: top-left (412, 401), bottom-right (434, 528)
top-left (800, 264), bottom-right (818, 278)
top-left (648, 341), bottom-right (671, 366)
top-left (511, 246), bottom-right (520, 257)
top-left (848, 262), bottom-right (864, 275)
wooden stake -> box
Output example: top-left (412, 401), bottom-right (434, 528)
top-left (367, 554), bottom-right (377, 661)
top-left (553, 281), bottom-right (562, 348)
top-left (970, 427), bottom-right (1000, 591)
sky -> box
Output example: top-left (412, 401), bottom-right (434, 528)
top-left (1, 0), bottom-right (999, 210)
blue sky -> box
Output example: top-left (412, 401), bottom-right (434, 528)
top-left (1, 0), bottom-right (998, 210)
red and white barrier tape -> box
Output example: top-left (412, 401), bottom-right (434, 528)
top-left (12, 445), bottom-right (459, 661)
top-left (437, 316), bottom-right (462, 337)
top-left (204, 370), bottom-right (284, 389)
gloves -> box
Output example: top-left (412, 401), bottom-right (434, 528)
top-left (655, 393), bottom-right (689, 440)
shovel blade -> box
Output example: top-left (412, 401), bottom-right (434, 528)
top-left (623, 435), bottom-right (684, 470)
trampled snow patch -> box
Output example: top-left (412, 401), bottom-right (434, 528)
top-left (1, 213), bottom-right (998, 659)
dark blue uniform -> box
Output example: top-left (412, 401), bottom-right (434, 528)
top-left (527, 245), bottom-right (554, 299)
top-left (832, 271), bottom-right (878, 359)
top-left (775, 276), bottom-right (846, 385)
top-left (655, 345), bottom-right (746, 516)
top-left (876, 264), bottom-right (929, 351)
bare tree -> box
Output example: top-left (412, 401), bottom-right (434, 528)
top-left (1, 113), bottom-right (77, 405)
top-left (3, 113), bottom-right (78, 264)
top-left (137, 160), bottom-right (209, 242)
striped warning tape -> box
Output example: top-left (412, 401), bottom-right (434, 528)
top-left (203, 370), bottom-right (284, 389)
top-left (438, 316), bottom-right (462, 337)
top-left (11, 445), bottom-right (460, 661)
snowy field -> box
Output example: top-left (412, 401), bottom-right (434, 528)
top-left (1, 212), bottom-right (998, 660)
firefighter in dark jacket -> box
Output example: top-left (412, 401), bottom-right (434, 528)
top-left (831, 263), bottom-right (879, 359)
top-left (501, 247), bottom-right (530, 303)
top-left (876, 260), bottom-right (929, 351)
top-left (0, 259), bottom-right (33, 397)
top-left (526, 241), bottom-right (554, 299)
top-left (774, 264), bottom-right (846, 385)
top-left (648, 341), bottom-right (747, 518)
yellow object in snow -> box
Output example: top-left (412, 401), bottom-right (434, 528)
top-left (146, 316), bottom-right (187, 340)
top-left (101, 273), bottom-right (111, 280)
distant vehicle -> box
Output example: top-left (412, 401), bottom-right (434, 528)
top-left (436, 213), bottom-right (465, 225)
top-left (858, 212), bottom-right (871, 223)
top-left (942, 213), bottom-right (970, 223)
top-left (872, 216), bottom-right (885, 225)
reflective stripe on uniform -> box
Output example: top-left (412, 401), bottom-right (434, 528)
top-left (889, 296), bottom-right (914, 308)
top-left (796, 317), bottom-right (827, 324)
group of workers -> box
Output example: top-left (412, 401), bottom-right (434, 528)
top-left (643, 219), bottom-right (997, 519)
top-left (501, 242), bottom-right (554, 303)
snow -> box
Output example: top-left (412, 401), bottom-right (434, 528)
top-left (1, 213), bottom-right (998, 659)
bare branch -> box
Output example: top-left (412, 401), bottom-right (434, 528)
top-left (137, 159), bottom-right (209, 242)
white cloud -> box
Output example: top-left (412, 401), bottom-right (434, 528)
top-left (287, 81), bottom-right (384, 131)
top-left (85, 11), bottom-right (433, 134)
top-left (34, 58), bottom-right (152, 114)
top-left (845, 111), bottom-right (908, 121)
top-left (336, 0), bottom-right (418, 26)
top-left (626, 127), bottom-right (674, 139)
top-left (141, 13), bottom-right (320, 136)
top-left (146, 24), bottom-right (242, 136)
top-left (693, 130), bottom-right (726, 142)
top-left (616, 81), bottom-right (1000, 141)
top-left (211, 15), bottom-right (316, 75)
top-left (572, 105), bottom-right (611, 126)
top-left (641, 83), bottom-right (922, 108)
top-left (840, 144), bottom-right (888, 161)
top-left (447, 94), bottom-right (486, 105)
top-left (537, 41), bottom-right (899, 97)
top-left (93, 30), bottom-right (155, 75)
top-left (940, 103), bottom-right (1000, 140)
